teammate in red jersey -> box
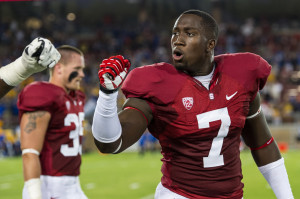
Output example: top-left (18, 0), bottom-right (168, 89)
top-left (92, 10), bottom-right (294, 199)
top-left (0, 37), bottom-right (60, 99)
top-left (18, 45), bottom-right (87, 199)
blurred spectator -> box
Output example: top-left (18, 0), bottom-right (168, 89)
top-left (138, 130), bottom-right (160, 155)
top-left (0, 1), bottom-right (300, 155)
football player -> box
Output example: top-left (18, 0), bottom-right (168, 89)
top-left (92, 10), bottom-right (294, 199)
top-left (18, 45), bottom-right (87, 199)
top-left (0, 37), bottom-right (60, 99)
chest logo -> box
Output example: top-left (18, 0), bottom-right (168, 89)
top-left (182, 97), bottom-right (193, 110)
top-left (226, 91), bottom-right (238, 100)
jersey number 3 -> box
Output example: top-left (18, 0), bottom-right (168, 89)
top-left (61, 112), bottom-right (84, 157)
top-left (196, 107), bottom-right (231, 168)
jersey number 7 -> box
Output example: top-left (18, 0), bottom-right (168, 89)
top-left (196, 107), bottom-right (231, 168)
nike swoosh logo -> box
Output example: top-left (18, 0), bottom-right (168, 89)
top-left (226, 91), bottom-right (238, 100)
top-left (267, 139), bottom-right (272, 145)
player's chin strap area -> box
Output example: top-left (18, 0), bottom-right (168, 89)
top-left (92, 90), bottom-right (122, 152)
top-left (259, 158), bottom-right (294, 199)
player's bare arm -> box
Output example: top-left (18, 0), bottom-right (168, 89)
top-left (242, 92), bottom-right (293, 198)
top-left (117, 97), bottom-right (152, 152)
top-left (241, 92), bottom-right (281, 166)
top-left (94, 98), bottom-right (151, 153)
top-left (20, 111), bottom-right (51, 181)
top-left (0, 80), bottom-right (14, 99)
top-left (93, 55), bottom-right (154, 154)
top-left (92, 55), bottom-right (149, 153)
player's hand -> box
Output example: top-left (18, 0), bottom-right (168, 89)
top-left (98, 55), bottom-right (131, 94)
top-left (0, 37), bottom-right (61, 86)
top-left (22, 37), bottom-right (61, 72)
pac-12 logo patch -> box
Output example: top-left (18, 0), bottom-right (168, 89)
top-left (182, 97), bottom-right (193, 110)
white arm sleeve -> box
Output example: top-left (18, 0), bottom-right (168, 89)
top-left (0, 57), bottom-right (25, 86)
top-left (92, 90), bottom-right (122, 143)
top-left (258, 158), bottom-right (294, 199)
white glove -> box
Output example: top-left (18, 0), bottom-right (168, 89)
top-left (0, 37), bottom-right (61, 86)
top-left (23, 37), bottom-right (61, 69)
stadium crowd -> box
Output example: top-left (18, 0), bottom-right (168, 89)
top-left (0, 7), bottom-right (300, 157)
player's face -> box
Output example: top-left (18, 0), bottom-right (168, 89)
top-left (62, 53), bottom-right (85, 91)
top-left (171, 14), bottom-right (214, 76)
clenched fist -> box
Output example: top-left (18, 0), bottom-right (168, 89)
top-left (98, 55), bottom-right (131, 94)
top-left (23, 37), bottom-right (61, 69)
top-left (0, 37), bottom-right (61, 86)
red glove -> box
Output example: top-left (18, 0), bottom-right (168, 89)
top-left (98, 55), bottom-right (131, 94)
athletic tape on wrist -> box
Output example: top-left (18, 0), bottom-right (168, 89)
top-left (25, 178), bottom-right (42, 199)
top-left (0, 58), bottom-right (25, 86)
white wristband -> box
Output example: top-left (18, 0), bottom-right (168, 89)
top-left (258, 158), bottom-right (294, 199)
top-left (22, 148), bottom-right (40, 156)
top-left (92, 90), bottom-right (122, 143)
top-left (25, 178), bottom-right (42, 199)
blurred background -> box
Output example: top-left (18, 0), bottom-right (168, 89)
top-left (1, 0), bottom-right (299, 155)
top-left (0, 0), bottom-right (300, 198)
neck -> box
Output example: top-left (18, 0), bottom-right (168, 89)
top-left (191, 61), bottom-right (214, 77)
top-left (49, 77), bottom-right (70, 94)
top-left (189, 52), bottom-right (215, 76)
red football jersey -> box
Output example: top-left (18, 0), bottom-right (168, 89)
top-left (18, 82), bottom-right (85, 176)
top-left (122, 53), bottom-right (271, 199)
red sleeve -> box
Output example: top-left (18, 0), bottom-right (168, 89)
top-left (243, 53), bottom-right (271, 101)
top-left (256, 55), bottom-right (272, 90)
top-left (121, 62), bottom-right (188, 105)
top-left (215, 53), bottom-right (271, 102)
top-left (17, 82), bottom-right (58, 116)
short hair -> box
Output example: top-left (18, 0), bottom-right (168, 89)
top-left (57, 45), bottom-right (84, 65)
top-left (182, 10), bottom-right (219, 40)
top-left (49, 45), bottom-right (83, 76)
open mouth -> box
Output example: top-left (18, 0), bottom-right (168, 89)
top-left (173, 49), bottom-right (184, 61)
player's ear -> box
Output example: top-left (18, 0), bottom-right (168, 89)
top-left (55, 63), bottom-right (64, 75)
top-left (206, 39), bottom-right (216, 52)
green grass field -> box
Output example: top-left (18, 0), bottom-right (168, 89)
top-left (0, 150), bottom-right (299, 199)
